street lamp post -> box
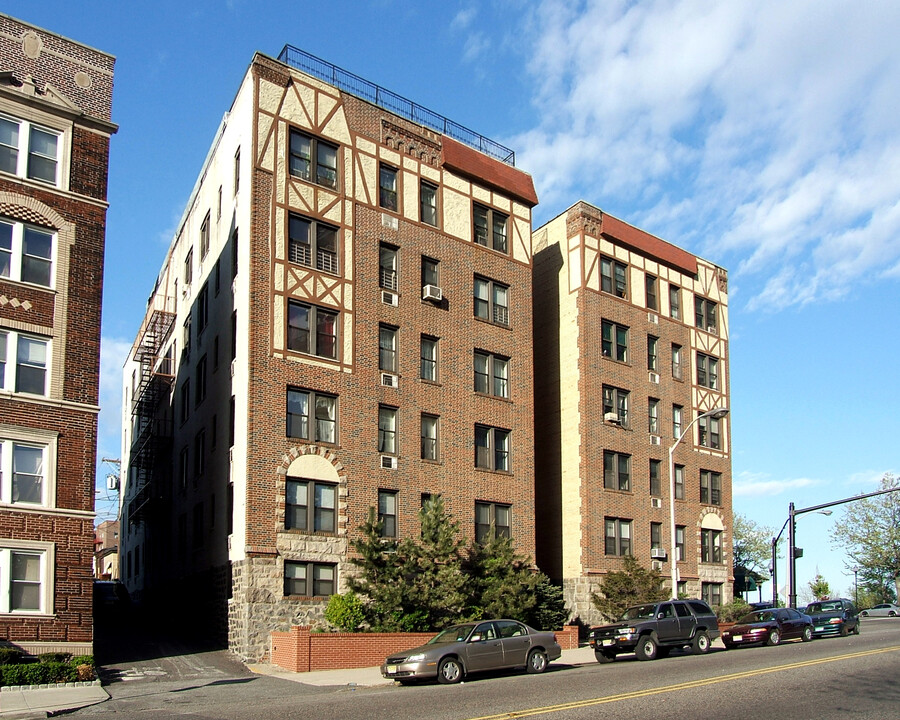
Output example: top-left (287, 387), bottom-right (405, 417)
top-left (853, 566), bottom-right (859, 607)
top-left (668, 406), bottom-right (729, 600)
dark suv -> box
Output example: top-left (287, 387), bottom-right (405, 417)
top-left (589, 599), bottom-right (720, 662)
top-left (803, 598), bottom-right (860, 637)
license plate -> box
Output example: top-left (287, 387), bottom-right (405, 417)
top-left (732, 635), bottom-right (743, 642)
top-left (815, 627), bottom-right (825, 632)
top-left (602, 639), bottom-right (615, 647)
top-left (386, 665), bottom-right (397, 674)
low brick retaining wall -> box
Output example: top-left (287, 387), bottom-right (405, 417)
top-left (271, 625), bottom-right (580, 673)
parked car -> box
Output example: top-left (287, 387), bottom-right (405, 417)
top-left (860, 603), bottom-right (900, 617)
top-left (803, 599), bottom-right (860, 637)
top-left (722, 608), bottom-right (813, 648)
top-left (588, 599), bottom-right (719, 662)
top-left (381, 619), bottom-right (562, 684)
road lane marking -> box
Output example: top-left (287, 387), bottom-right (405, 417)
top-left (467, 645), bottom-right (900, 719)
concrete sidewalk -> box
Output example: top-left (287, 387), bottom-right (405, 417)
top-left (0, 682), bottom-right (107, 718)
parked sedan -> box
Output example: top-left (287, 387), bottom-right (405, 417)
top-left (381, 619), bottom-right (562, 684)
top-left (803, 599), bottom-right (860, 637)
top-left (722, 608), bottom-right (813, 648)
top-left (860, 603), bottom-right (900, 617)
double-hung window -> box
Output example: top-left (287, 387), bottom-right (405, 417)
top-left (379, 164), bottom-right (398, 211)
top-left (474, 276), bottom-right (509, 326)
top-left (284, 560), bottom-right (335, 597)
top-left (420, 181), bottom-right (438, 226)
top-left (473, 203), bottom-right (508, 253)
top-left (421, 256), bottom-right (439, 288)
top-left (475, 425), bottom-right (510, 472)
top-left (378, 405), bottom-right (397, 455)
top-left (669, 284), bottom-right (681, 319)
top-left (287, 301), bottom-right (338, 359)
top-left (378, 490), bottom-right (398, 537)
top-left (0, 435), bottom-right (54, 506)
top-left (0, 219), bottom-right (54, 287)
top-left (695, 296), bottom-right (718, 333)
top-left (648, 398), bottom-right (659, 435)
top-left (700, 470), bottom-right (722, 505)
top-left (646, 275), bottom-right (658, 311)
top-left (0, 330), bottom-right (49, 396)
top-left (602, 385), bottom-right (629, 427)
top-left (674, 464), bottom-right (685, 500)
top-left (289, 214), bottom-right (339, 274)
top-left (696, 353), bottom-right (719, 390)
top-left (379, 325), bottom-right (398, 373)
top-left (379, 244), bottom-right (398, 291)
top-left (286, 388), bottom-right (336, 444)
top-left (647, 336), bottom-right (659, 371)
top-left (601, 320), bottom-right (628, 362)
top-left (701, 529), bottom-right (723, 563)
top-left (420, 335), bottom-right (438, 382)
top-left (651, 522), bottom-right (663, 551)
top-left (0, 115), bottom-right (60, 185)
top-left (698, 415), bottom-right (722, 450)
top-left (289, 130), bottom-right (338, 189)
top-left (675, 525), bottom-right (686, 560)
top-left (650, 459), bottom-right (661, 497)
top-left (421, 413), bottom-right (439, 461)
top-left (199, 213), bottom-right (210, 260)
top-left (673, 405), bottom-right (683, 439)
top-left (601, 257), bottom-right (627, 298)
top-left (603, 450), bottom-right (631, 491)
top-left (475, 502), bottom-right (511, 543)
top-left (604, 518), bottom-right (632, 556)
top-left (0, 543), bottom-right (52, 614)
top-left (285, 478), bottom-right (336, 533)
top-left (672, 344), bottom-right (683, 380)
top-left (474, 351), bottom-right (509, 398)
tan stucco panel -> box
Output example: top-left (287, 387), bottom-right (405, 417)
top-left (443, 187), bottom-right (470, 242)
top-left (321, 104), bottom-right (351, 146)
top-left (402, 169), bottom-right (418, 220)
top-left (355, 154), bottom-right (377, 205)
top-left (273, 297), bottom-right (284, 352)
top-left (257, 113), bottom-right (276, 173)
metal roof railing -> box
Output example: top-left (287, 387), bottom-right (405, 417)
top-left (277, 44), bottom-right (515, 166)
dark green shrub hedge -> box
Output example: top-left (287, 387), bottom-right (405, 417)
top-left (0, 655), bottom-right (95, 687)
top-left (0, 647), bottom-right (24, 666)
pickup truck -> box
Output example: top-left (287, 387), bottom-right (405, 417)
top-left (588, 599), bottom-right (720, 662)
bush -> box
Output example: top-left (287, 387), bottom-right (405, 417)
top-left (325, 591), bottom-right (366, 632)
top-left (39, 652), bottom-right (72, 664)
top-left (0, 655), bottom-right (95, 687)
top-left (715, 599), bottom-right (752, 623)
top-left (0, 647), bottom-right (24, 666)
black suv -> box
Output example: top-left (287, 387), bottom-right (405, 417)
top-left (589, 599), bottom-right (720, 662)
top-left (802, 598), bottom-right (860, 637)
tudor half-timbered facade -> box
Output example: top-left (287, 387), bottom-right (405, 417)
top-left (120, 48), bottom-right (538, 660)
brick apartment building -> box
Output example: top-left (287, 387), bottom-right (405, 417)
top-left (93, 519), bottom-right (119, 580)
top-left (120, 47), bottom-right (538, 660)
top-left (0, 15), bottom-right (116, 655)
top-left (533, 202), bottom-right (732, 625)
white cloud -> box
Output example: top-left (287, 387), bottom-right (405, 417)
top-left (732, 471), bottom-right (821, 498)
top-left (98, 335), bottom-right (131, 458)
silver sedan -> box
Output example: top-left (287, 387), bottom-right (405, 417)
top-left (381, 619), bottom-right (562, 684)
top-left (860, 603), bottom-right (900, 617)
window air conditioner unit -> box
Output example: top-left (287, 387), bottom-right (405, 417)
top-left (648, 372), bottom-right (660, 384)
top-left (382, 291), bottom-right (398, 306)
top-left (381, 455), bottom-right (397, 469)
top-left (422, 284), bottom-right (443, 302)
top-left (651, 560), bottom-right (663, 571)
top-left (651, 497), bottom-right (662, 508)
top-left (380, 373), bottom-right (398, 387)
top-left (651, 547), bottom-right (667, 559)
top-left (604, 412), bottom-right (620, 424)
top-left (648, 312), bottom-right (659, 324)
top-left (650, 435), bottom-right (661, 446)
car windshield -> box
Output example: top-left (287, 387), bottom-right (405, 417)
top-left (806, 602), bottom-right (839, 613)
top-left (621, 604), bottom-right (658, 621)
top-left (429, 624), bottom-right (475, 644)
top-left (739, 611), bottom-right (773, 623)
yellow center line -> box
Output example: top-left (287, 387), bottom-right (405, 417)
top-left (466, 645), bottom-right (900, 720)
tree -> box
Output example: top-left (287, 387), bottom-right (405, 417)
top-left (732, 513), bottom-right (774, 589)
top-left (463, 533), bottom-right (538, 622)
top-left (590, 555), bottom-right (669, 622)
top-left (831, 474), bottom-right (900, 600)
top-left (808, 572), bottom-right (832, 601)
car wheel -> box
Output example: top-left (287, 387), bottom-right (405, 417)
top-left (594, 650), bottom-right (615, 663)
top-left (526, 649), bottom-right (549, 674)
top-left (767, 629), bottom-right (781, 646)
top-left (854, 622), bottom-right (861, 635)
top-left (839, 623), bottom-right (849, 637)
top-left (692, 631), bottom-right (711, 655)
top-left (889, 611), bottom-right (897, 617)
top-left (635, 635), bottom-right (658, 661)
top-left (801, 626), bottom-right (813, 642)
top-left (861, 611), bottom-right (869, 617)
top-left (437, 657), bottom-right (463, 684)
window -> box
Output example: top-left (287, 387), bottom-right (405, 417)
top-left (197, 283), bottom-right (209, 334)
top-left (473, 203), bottom-right (508, 253)
top-left (698, 415), bottom-right (722, 450)
top-left (650, 522), bottom-right (662, 551)
top-left (650, 459), bottom-right (661, 497)
top-left (0, 544), bottom-right (51, 614)
top-left (286, 388), bottom-right (336, 444)
top-left (696, 353), bottom-right (719, 390)
top-left (195, 355), bottom-right (207, 405)
top-left (194, 430), bottom-right (206, 480)
top-left (231, 228), bottom-right (239, 278)
top-left (284, 560), bottom-right (335, 597)
top-left (180, 379), bottom-right (190, 423)
top-left (603, 450), bottom-right (631, 491)
top-left (474, 277), bottom-right (509, 325)
top-left (288, 214), bottom-right (339, 274)
top-left (229, 396), bottom-right (235, 447)
top-left (475, 502), bottom-right (511, 543)
top-left (605, 518), bottom-right (632, 556)
top-left (601, 320), bottom-right (628, 362)
top-left (475, 425), bottom-right (510, 472)
top-left (675, 525), bottom-right (686, 561)
top-left (379, 244), bottom-right (398, 291)
top-left (701, 530), bottom-right (723, 563)
top-left (0, 219), bottom-right (54, 287)
top-left (646, 275), bottom-right (658, 311)
top-left (287, 301), bottom-right (337, 359)
top-left (378, 490), bottom-right (397, 537)
top-left (234, 147), bottom-right (241, 195)
top-left (289, 130), bottom-right (338, 189)
top-left (182, 314), bottom-right (192, 358)
top-left (474, 351), bottom-right (509, 398)
top-left (647, 336), bottom-right (658, 371)
top-left (648, 398), bottom-right (659, 434)
top-left (200, 213), bottom-right (210, 259)
top-left (674, 464), bottom-right (685, 500)
top-left (179, 447), bottom-right (189, 492)
top-left (602, 385), bottom-right (629, 427)
top-left (420, 335), bottom-right (438, 382)
top-left (672, 344), bottom-right (683, 380)
top-left (669, 284), bottom-right (681, 319)
top-left (673, 405), bottom-right (683, 439)
top-left (701, 582), bottom-right (722, 606)
top-left (695, 296), bottom-right (718, 333)
top-left (700, 470), bottom-right (722, 505)
top-left (421, 256), bottom-right (439, 288)
top-left (421, 413), bottom-right (438, 461)
top-left (378, 405), bottom-right (397, 455)
top-left (379, 325), bottom-right (398, 373)
top-left (0, 115), bottom-right (60, 185)
top-left (379, 164), bottom-right (398, 211)
top-left (192, 502), bottom-right (204, 548)
top-left (0, 439), bottom-right (52, 506)
top-left (230, 311), bottom-right (237, 361)
top-left (420, 181), bottom-right (438, 226)
top-left (0, 331), bottom-right (49, 395)
top-left (285, 479), bottom-right (336, 533)
top-left (601, 257), bottom-right (627, 298)
top-left (184, 247), bottom-right (193, 286)
top-left (217, 186), bottom-right (222, 220)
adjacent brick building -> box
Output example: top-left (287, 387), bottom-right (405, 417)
top-left (533, 202), bottom-right (733, 625)
top-left (120, 47), bottom-right (538, 660)
top-left (0, 15), bottom-right (116, 655)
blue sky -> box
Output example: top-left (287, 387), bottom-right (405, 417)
top-left (8, 0), bottom-right (898, 603)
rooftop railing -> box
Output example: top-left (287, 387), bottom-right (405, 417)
top-left (277, 44), bottom-right (516, 166)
